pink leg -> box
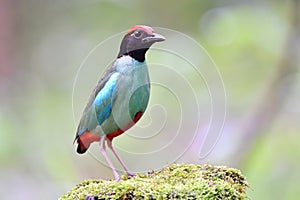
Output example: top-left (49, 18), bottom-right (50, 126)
top-left (99, 137), bottom-right (121, 180)
top-left (106, 139), bottom-right (135, 176)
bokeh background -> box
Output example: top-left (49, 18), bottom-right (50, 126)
top-left (1, 0), bottom-right (300, 199)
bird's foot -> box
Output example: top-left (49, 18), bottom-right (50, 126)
top-left (118, 171), bottom-right (135, 181)
top-left (126, 171), bottom-right (136, 177)
top-left (113, 173), bottom-right (122, 181)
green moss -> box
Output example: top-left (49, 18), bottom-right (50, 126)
top-left (60, 163), bottom-right (249, 200)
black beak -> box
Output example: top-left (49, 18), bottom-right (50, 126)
top-left (142, 33), bottom-right (165, 44)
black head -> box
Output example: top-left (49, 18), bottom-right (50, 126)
top-left (117, 25), bottom-right (165, 62)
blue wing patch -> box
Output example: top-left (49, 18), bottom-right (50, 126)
top-left (94, 72), bottom-right (120, 125)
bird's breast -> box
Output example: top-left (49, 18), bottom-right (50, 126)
top-left (100, 58), bottom-right (150, 135)
top-left (114, 62), bottom-right (150, 124)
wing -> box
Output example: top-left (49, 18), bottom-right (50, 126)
top-left (75, 69), bottom-right (121, 138)
top-left (94, 72), bottom-right (120, 125)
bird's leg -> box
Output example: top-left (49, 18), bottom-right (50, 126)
top-left (99, 137), bottom-right (121, 181)
top-left (106, 138), bottom-right (135, 177)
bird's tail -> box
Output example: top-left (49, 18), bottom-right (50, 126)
top-left (74, 131), bottom-right (101, 154)
top-left (76, 137), bottom-right (89, 154)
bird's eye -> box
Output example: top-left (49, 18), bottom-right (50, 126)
top-left (133, 30), bottom-right (142, 39)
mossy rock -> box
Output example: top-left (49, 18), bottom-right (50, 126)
top-left (60, 163), bottom-right (249, 200)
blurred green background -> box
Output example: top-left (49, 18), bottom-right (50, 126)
top-left (1, 0), bottom-right (300, 199)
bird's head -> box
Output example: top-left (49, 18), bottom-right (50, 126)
top-left (118, 25), bottom-right (165, 62)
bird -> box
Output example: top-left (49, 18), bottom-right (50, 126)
top-left (74, 25), bottom-right (165, 180)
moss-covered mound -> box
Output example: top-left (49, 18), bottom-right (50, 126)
top-left (60, 163), bottom-right (249, 200)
